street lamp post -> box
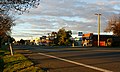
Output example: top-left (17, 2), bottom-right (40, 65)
top-left (95, 13), bottom-right (101, 47)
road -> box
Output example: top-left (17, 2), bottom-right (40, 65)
top-left (13, 45), bottom-right (120, 72)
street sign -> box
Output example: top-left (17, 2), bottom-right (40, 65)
top-left (78, 32), bottom-right (83, 36)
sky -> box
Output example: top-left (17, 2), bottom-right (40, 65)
top-left (11, 0), bottom-right (120, 40)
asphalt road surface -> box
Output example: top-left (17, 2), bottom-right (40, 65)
top-left (13, 45), bottom-right (120, 72)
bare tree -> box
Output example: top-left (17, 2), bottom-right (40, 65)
top-left (0, 0), bottom-right (41, 15)
top-left (104, 14), bottom-right (120, 36)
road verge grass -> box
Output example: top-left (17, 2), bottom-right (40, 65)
top-left (0, 50), bottom-right (43, 72)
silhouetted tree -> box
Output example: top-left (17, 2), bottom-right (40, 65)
top-left (51, 32), bottom-right (57, 45)
top-left (0, 33), bottom-right (14, 48)
top-left (47, 32), bottom-right (57, 46)
top-left (104, 14), bottom-right (120, 36)
top-left (65, 30), bottom-right (72, 45)
top-left (20, 39), bottom-right (25, 45)
top-left (9, 36), bottom-right (15, 43)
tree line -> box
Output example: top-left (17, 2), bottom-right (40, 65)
top-left (48, 28), bottom-right (73, 46)
top-left (15, 28), bottom-right (73, 46)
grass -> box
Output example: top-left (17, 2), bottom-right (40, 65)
top-left (0, 50), bottom-right (43, 72)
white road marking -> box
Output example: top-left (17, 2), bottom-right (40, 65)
top-left (38, 53), bottom-right (113, 72)
top-left (94, 50), bottom-right (120, 52)
top-left (25, 50), bottom-right (30, 51)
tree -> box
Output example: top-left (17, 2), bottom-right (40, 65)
top-left (65, 30), bottom-right (72, 45)
top-left (57, 28), bottom-right (66, 45)
top-left (104, 14), bottom-right (120, 36)
top-left (0, 0), bottom-right (41, 15)
top-left (19, 39), bottom-right (25, 45)
top-left (0, 0), bottom-right (41, 35)
top-left (51, 32), bottom-right (57, 45)
top-left (0, 14), bottom-right (15, 48)
top-left (0, 0), bottom-right (41, 55)
top-left (0, 14), bottom-right (15, 35)
top-left (57, 28), bottom-right (72, 46)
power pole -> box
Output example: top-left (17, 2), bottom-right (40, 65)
top-left (95, 13), bottom-right (101, 47)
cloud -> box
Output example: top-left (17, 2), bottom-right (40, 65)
top-left (109, 1), bottom-right (120, 5)
top-left (11, 0), bottom-right (120, 39)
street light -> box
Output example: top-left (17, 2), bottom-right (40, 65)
top-left (95, 13), bottom-right (101, 47)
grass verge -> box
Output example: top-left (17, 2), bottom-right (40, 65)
top-left (0, 50), bottom-right (43, 72)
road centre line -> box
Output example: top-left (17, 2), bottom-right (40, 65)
top-left (38, 53), bottom-right (113, 72)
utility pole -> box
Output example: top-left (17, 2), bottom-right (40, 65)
top-left (95, 13), bottom-right (101, 47)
